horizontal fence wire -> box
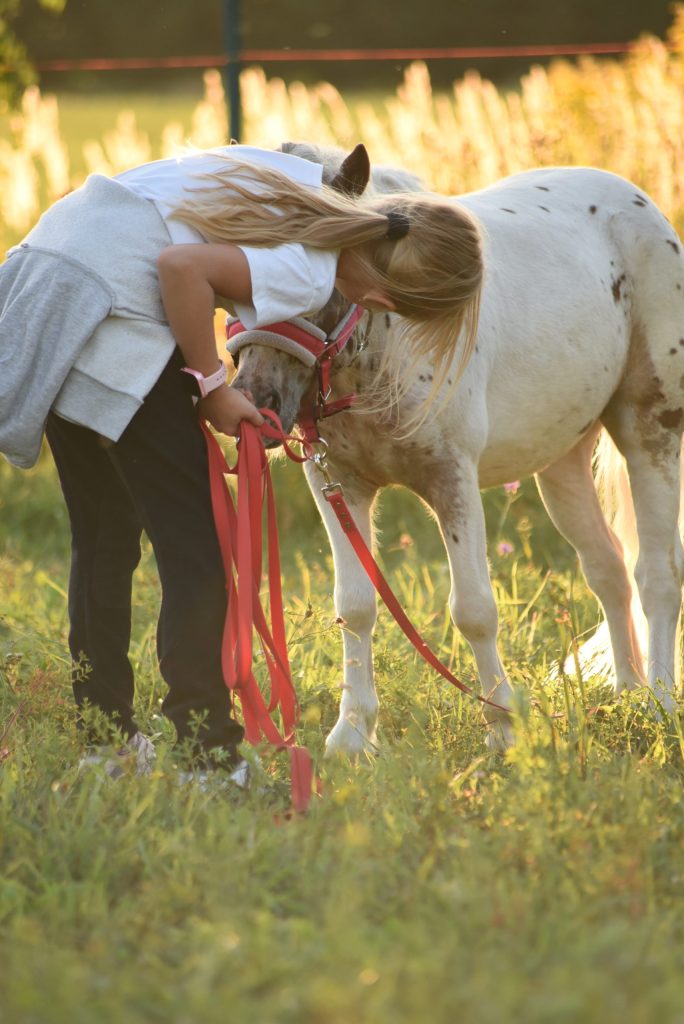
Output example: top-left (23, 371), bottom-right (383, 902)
top-left (23, 41), bottom-right (658, 73)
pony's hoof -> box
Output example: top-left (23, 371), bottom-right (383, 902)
top-left (324, 717), bottom-right (378, 760)
top-left (484, 718), bottom-right (515, 753)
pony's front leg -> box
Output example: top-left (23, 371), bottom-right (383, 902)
top-left (303, 461), bottom-right (380, 757)
top-left (430, 460), bottom-right (514, 750)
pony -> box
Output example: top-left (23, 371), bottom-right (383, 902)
top-left (230, 142), bottom-right (684, 755)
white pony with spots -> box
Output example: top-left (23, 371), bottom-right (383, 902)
top-left (231, 143), bottom-right (684, 754)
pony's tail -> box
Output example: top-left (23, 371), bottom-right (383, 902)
top-left (574, 430), bottom-right (684, 690)
top-left (591, 430), bottom-right (647, 671)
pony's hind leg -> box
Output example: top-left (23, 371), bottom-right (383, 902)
top-left (603, 407), bottom-right (684, 710)
top-left (303, 461), bottom-right (380, 757)
top-left (535, 426), bottom-right (645, 691)
top-left (601, 216), bottom-right (684, 708)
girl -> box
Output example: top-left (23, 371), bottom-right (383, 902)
top-left (0, 143), bottom-right (483, 780)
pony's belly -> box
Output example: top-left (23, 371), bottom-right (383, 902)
top-left (478, 429), bottom-right (591, 487)
top-left (473, 290), bottom-right (629, 487)
top-left (478, 393), bottom-right (607, 487)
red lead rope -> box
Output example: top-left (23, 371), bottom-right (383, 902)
top-left (201, 412), bottom-right (317, 813)
top-left (322, 486), bottom-right (511, 715)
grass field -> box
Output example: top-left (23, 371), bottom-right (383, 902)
top-left (3, 442), bottom-right (684, 1023)
top-left (4, 17), bottom-right (684, 1023)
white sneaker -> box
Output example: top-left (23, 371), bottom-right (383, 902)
top-left (177, 758), bottom-right (251, 792)
top-left (79, 731), bottom-right (156, 780)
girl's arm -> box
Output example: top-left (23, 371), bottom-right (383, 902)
top-left (157, 243), bottom-right (263, 436)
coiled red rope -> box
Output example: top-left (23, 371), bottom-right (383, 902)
top-left (201, 411), bottom-right (317, 813)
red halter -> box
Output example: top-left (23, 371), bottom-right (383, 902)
top-left (226, 304), bottom-right (366, 444)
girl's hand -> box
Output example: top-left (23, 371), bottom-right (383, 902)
top-left (199, 385), bottom-right (264, 437)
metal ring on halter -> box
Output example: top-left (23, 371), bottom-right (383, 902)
top-left (311, 437), bottom-right (329, 461)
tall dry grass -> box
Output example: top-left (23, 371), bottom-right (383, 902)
top-left (2, 9), bottom-right (684, 250)
top-left (241, 11), bottom-right (684, 219)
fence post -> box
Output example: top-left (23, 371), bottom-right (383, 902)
top-left (222, 0), bottom-right (242, 141)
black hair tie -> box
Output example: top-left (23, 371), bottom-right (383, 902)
top-left (386, 210), bottom-right (410, 242)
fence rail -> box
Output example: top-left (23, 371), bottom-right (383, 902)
top-left (31, 42), bottom-right (647, 73)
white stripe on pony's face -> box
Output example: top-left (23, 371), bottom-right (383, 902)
top-left (231, 343), bottom-right (314, 440)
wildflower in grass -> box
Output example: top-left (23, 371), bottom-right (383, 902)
top-left (503, 480), bottom-right (520, 493)
top-left (388, 530), bottom-right (414, 554)
top-left (497, 541), bottom-right (514, 556)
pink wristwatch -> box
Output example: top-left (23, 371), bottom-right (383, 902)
top-left (180, 362), bottom-right (228, 399)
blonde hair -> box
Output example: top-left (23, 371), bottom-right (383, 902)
top-left (336, 196), bottom-right (483, 428)
top-left (173, 153), bottom-right (484, 421)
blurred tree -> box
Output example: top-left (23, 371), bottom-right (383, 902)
top-left (0, 0), bottom-right (65, 104)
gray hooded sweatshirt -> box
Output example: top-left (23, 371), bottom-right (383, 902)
top-left (0, 174), bottom-right (175, 468)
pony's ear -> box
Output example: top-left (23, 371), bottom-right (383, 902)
top-left (329, 143), bottom-right (371, 196)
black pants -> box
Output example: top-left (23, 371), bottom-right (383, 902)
top-left (46, 350), bottom-right (244, 764)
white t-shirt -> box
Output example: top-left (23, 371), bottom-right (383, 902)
top-left (116, 145), bottom-right (338, 328)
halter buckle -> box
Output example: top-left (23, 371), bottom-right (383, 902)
top-left (311, 451), bottom-right (332, 484)
top-left (321, 482), bottom-right (344, 498)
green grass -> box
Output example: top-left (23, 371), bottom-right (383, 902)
top-left (2, 72), bottom-right (684, 1021)
top-left (2, 444), bottom-right (684, 1023)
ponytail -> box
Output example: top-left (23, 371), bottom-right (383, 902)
top-left (172, 155), bottom-right (393, 249)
